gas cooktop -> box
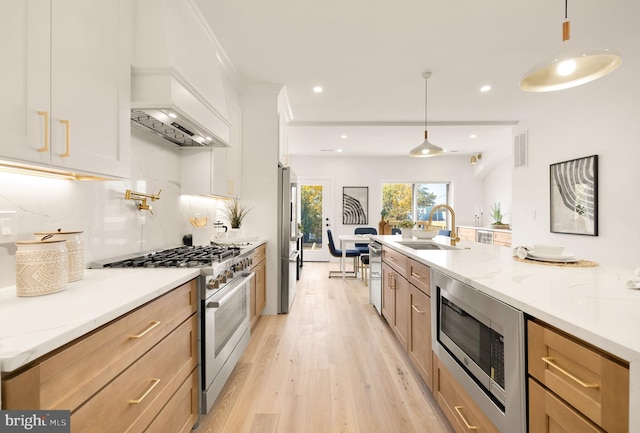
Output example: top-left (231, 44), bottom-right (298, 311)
top-left (91, 245), bottom-right (240, 269)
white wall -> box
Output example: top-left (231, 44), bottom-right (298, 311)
top-left (512, 60), bottom-right (640, 267)
top-left (288, 154), bottom-right (490, 248)
top-left (481, 158), bottom-right (513, 226)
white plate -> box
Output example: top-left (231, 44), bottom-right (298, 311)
top-left (528, 251), bottom-right (578, 263)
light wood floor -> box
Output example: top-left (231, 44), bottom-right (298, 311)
top-left (193, 262), bottom-right (454, 433)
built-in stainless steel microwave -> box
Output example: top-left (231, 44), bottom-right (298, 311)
top-left (432, 270), bottom-right (526, 433)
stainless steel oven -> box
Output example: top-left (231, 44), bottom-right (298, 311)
top-left (431, 270), bottom-right (525, 433)
top-left (200, 253), bottom-right (254, 413)
top-left (91, 244), bottom-right (255, 416)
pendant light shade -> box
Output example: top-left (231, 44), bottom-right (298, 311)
top-left (409, 71), bottom-right (444, 157)
top-left (520, 1), bottom-right (621, 92)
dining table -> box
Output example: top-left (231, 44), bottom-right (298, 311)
top-left (337, 234), bottom-right (371, 279)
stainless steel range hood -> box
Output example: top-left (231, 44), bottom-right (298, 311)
top-left (131, 0), bottom-right (231, 148)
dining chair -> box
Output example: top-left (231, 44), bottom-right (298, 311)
top-left (354, 227), bottom-right (377, 254)
top-left (326, 229), bottom-right (360, 278)
top-left (360, 254), bottom-right (369, 285)
top-left (391, 228), bottom-right (401, 235)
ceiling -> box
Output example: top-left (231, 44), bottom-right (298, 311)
top-left (193, 0), bottom-right (631, 157)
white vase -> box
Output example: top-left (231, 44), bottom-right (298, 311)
top-left (227, 228), bottom-right (241, 239)
top-left (401, 228), bottom-right (413, 239)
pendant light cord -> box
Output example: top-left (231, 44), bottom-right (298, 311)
top-left (424, 76), bottom-right (428, 131)
top-left (565, 0), bottom-right (568, 20)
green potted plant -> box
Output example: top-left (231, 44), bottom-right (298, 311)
top-left (490, 202), bottom-right (509, 229)
top-left (398, 220), bottom-right (414, 238)
top-left (222, 197), bottom-right (252, 236)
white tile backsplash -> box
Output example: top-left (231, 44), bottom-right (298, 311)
top-left (0, 130), bottom-right (222, 288)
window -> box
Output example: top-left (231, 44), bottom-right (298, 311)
top-left (382, 182), bottom-right (449, 228)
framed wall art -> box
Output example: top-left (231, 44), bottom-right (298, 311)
top-left (550, 154), bottom-right (598, 236)
top-left (343, 186), bottom-right (368, 225)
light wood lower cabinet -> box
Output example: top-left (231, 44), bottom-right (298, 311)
top-left (529, 379), bottom-right (604, 433)
top-left (435, 357), bottom-right (500, 433)
top-left (408, 285), bottom-right (432, 390)
top-left (492, 231), bottom-right (512, 247)
top-left (382, 261), bottom-right (409, 350)
top-left (457, 227), bottom-right (476, 242)
top-left (1, 279), bottom-right (199, 432)
top-left (383, 252), bottom-right (432, 390)
top-left (528, 320), bottom-right (629, 433)
top-left (249, 244), bottom-right (267, 327)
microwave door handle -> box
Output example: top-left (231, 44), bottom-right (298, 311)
top-left (369, 243), bottom-right (381, 253)
top-left (206, 272), bottom-right (255, 309)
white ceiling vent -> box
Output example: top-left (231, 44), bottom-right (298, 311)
top-left (513, 132), bottom-right (528, 169)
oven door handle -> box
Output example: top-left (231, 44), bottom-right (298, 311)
top-left (369, 243), bottom-right (381, 254)
top-left (206, 272), bottom-right (255, 309)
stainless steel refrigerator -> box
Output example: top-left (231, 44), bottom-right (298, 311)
top-left (278, 164), bottom-right (298, 313)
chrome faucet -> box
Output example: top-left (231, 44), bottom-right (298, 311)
top-left (427, 204), bottom-right (461, 246)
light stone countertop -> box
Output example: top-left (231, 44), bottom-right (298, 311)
top-left (375, 234), bottom-right (640, 429)
top-left (0, 268), bottom-right (201, 373)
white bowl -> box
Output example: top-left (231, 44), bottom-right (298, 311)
top-left (412, 229), bottom-right (438, 239)
top-left (533, 244), bottom-right (564, 255)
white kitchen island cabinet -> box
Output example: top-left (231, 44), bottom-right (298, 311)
top-left (0, 0), bottom-right (130, 178)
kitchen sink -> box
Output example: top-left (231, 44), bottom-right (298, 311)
top-left (395, 241), bottom-right (461, 250)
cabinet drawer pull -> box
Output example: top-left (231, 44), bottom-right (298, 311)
top-left (37, 111), bottom-right (49, 152)
top-left (59, 119), bottom-right (70, 157)
top-left (411, 271), bottom-right (423, 279)
top-left (390, 273), bottom-right (396, 289)
top-left (453, 406), bottom-right (478, 430)
top-left (129, 378), bottom-right (160, 404)
top-left (454, 406), bottom-right (478, 430)
top-left (541, 356), bottom-right (599, 388)
top-left (411, 304), bottom-right (425, 314)
top-left (129, 321), bottom-right (161, 339)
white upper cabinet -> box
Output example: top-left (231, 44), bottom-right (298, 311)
top-left (0, 0), bottom-right (130, 178)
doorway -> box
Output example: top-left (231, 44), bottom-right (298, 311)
top-left (299, 179), bottom-right (331, 262)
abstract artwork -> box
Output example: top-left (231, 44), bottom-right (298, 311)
top-left (550, 155), bottom-right (598, 236)
top-left (343, 187), bottom-right (368, 225)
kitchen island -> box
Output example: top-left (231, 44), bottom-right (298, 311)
top-left (374, 234), bottom-right (640, 431)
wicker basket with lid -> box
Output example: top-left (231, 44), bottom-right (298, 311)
top-left (34, 230), bottom-right (84, 282)
top-left (15, 239), bottom-right (68, 296)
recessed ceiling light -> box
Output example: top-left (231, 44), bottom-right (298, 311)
top-left (167, 112), bottom-right (177, 118)
top-left (340, 134), bottom-right (348, 139)
top-left (469, 134), bottom-right (477, 139)
top-left (337, 149), bottom-right (343, 152)
top-left (480, 85), bottom-right (491, 92)
top-left (313, 86), bottom-right (323, 93)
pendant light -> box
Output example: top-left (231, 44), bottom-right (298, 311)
top-left (409, 71), bottom-right (444, 157)
top-left (520, 0), bottom-right (621, 92)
